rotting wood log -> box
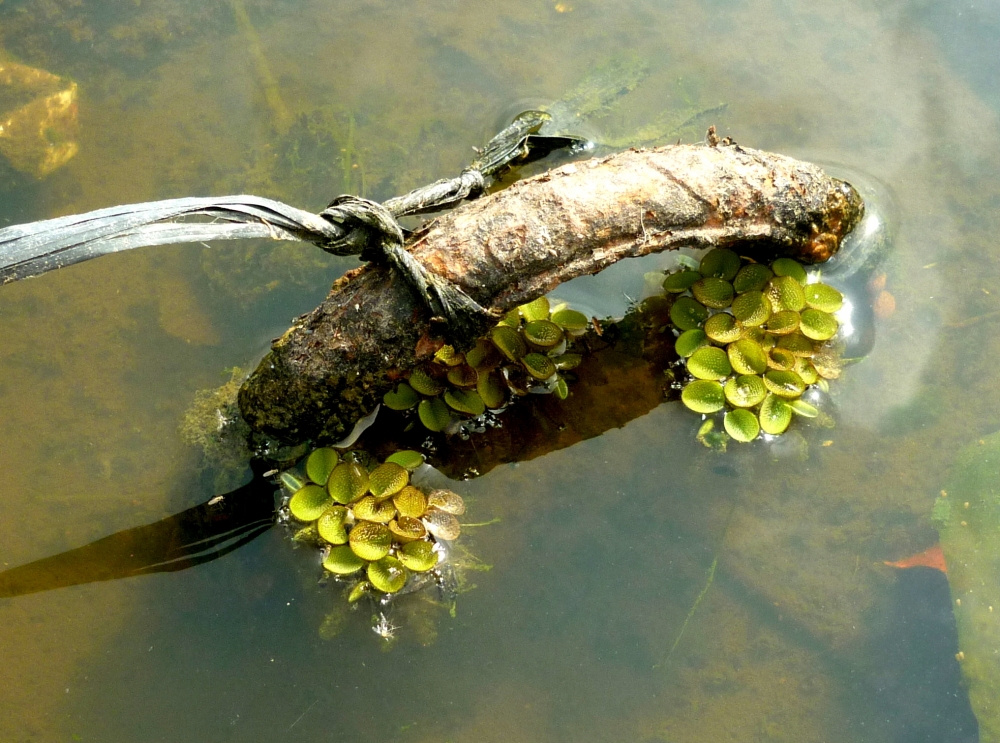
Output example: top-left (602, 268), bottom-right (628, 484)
top-left (238, 140), bottom-right (865, 443)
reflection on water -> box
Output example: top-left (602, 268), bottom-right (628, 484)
top-left (1, 0), bottom-right (999, 740)
top-left (0, 475), bottom-right (276, 598)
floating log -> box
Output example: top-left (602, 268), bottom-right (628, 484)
top-left (239, 140), bottom-right (864, 443)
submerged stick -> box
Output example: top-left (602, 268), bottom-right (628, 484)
top-left (239, 140), bottom-right (864, 442)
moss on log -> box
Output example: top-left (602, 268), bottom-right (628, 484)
top-left (238, 141), bottom-right (864, 443)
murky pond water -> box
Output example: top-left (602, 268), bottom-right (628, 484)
top-left (2, 0), bottom-right (999, 740)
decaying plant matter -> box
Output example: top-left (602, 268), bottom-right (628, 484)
top-left (239, 138), bottom-right (865, 443)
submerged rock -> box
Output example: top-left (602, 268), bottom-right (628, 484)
top-left (0, 61), bottom-right (78, 177)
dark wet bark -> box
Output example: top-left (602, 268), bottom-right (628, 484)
top-left (239, 141), bottom-right (864, 443)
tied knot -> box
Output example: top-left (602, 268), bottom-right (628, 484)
top-left (318, 195), bottom-right (405, 261)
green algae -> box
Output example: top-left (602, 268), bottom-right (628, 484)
top-left (538, 52), bottom-right (728, 150)
top-left (384, 450), bottom-right (425, 470)
top-left (305, 447), bottom-right (339, 485)
top-left (179, 367), bottom-right (252, 492)
top-left (541, 55), bottom-right (650, 133)
top-left (937, 431), bottom-right (1000, 742)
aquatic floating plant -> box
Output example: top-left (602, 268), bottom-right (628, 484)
top-left (281, 446), bottom-right (465, 597)
top-left (663, 249), bottom-right (843, 442)
top-left (382, 297), bottom-right (587, 434)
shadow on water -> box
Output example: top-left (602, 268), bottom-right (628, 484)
top-left (855, 568), bottom-right (979, 743)
top-left (0, 475), bottom-right (276, 599)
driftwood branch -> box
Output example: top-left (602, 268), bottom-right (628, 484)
top-left (239, 141), bottom-right (864, 443)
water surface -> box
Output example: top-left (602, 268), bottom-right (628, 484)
top-left (1, 1), bottom-right (997, 741)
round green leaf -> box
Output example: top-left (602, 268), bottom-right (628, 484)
top-left (759, 394), bottom-right (793, 435)
top-left (733, 263), bottom-right (774, 293)
top-left (703, 313), bottom-right (742, 344)
top-left (289, 484), bottom-right (332, 522)
top-left (327, 461), bottom-right (370, 504)
top-left (799, 309), bottom-right (840, 341)
top-left (699, 248), bottom-right (741, 280)
top-left (384, 450), bottom-right (425, 470)
top-left (368, 462), bottom-right (409, 499)
top-left (477, 370), bottom-right (507, 409)
top-left (725, 409), bottom-right (761, 442)
top-left (770, 257), bottom-right (808, 284)
top-left (444, 388), bottom-right (486, 416)
top-left (408, 367), bottom-right (444, 396)
top-left (687, 346), bottom-right (732, 380)
top-left (803, 282), bottom-right (844, 313)
top-left (662, 270), bottom-right (702, 293)
top-left (670, 296), bottom-right (709, 331)
top-left (551, 308), bottom-right (589, 331)
top-left (731, 291), bottom-right (772, 326)
top-left (522, 353), bottom-right (557, 380)
top-left (518, 296), bottom-right (551, 322)
top-left (691, 277), bottom-right (735, 309)
top-left (367, 556), bottom-right (408, 593)
top-left (418, 397), bottom-right (452, 432)
top-left (724, 374), bottom-right (767, 408)
top-left (349, 521), bottom-right (392, 561)
top-left (728, 338), bottom-right (768, 375)
top-left (398, 540), bottom-right (439, 572)
top-left (323, 545), bottom-right (366, 575)
top-left (305, 447), bottom-right (340, 485)
top-left (680, 380), bottom-right (726, 413)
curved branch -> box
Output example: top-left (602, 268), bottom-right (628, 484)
top-left (239, 142), bottom-right (864, 443)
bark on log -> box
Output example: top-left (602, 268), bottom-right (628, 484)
top-left (238, 141), bottom-right (864, 443)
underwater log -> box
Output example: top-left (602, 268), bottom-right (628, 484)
top-left (239, 141), bottom-right (864, 442)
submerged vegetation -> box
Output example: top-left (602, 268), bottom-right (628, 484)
top-left (179, 367), bottom-right (252, 490)
top-left (935, 432), bottom-right (1000, 743)
top-left (200, 108), bottom-right (370, 304)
